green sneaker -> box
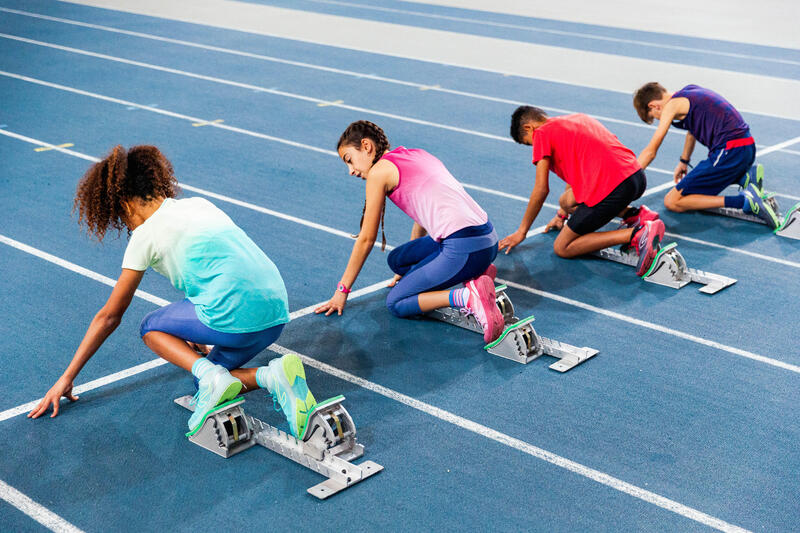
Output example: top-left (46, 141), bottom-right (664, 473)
top-left (743, 183), bottom-right (780, 229)
top-left (256, 354), bottom-right (317, 438)
top-left (740, 163), bottom-right (764, 192)
top-left (187, 365), bottom-right (242, 431)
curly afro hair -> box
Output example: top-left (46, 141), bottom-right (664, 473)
top-left (74, 145), bottom-right (179, 241)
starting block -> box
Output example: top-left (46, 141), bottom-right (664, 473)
top-left (594, 242), bottom-right (736, 294)
top-left (705, 186), bottom-right (800, 240)
top-left (175, 394), bottom-right (382, 499)
top-left (426, 284), bottom-right (599, 371)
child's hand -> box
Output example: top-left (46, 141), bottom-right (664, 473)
top-left (544, 215), bottom-right (564, 233)
top-left (673, 162), bottom-right (688, 183)
top-left (28, 376), bottom-right (79, 419)
top-left (314, 291), bottom-right (348, 316)
top-left (498, 230), bottom-right (526, 254)
top-left (387, 274), bottom-right (402, 287)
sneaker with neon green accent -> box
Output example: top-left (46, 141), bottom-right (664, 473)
top-left (740, 163), bottom-right (764, 192)
top-left (187, 365), bottom-right (242, 431)
top-left (743, 183), bottom-right (780, 229)
top-left (257, 354), bottom-right (317, 438)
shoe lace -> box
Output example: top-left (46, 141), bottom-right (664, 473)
top-left (189, 389), bottom-right (201, 407)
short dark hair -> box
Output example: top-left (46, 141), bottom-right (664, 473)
top-left (509, 106), bottom-right (548, 144)
top-left (633, 82), bottom-right (667, 124)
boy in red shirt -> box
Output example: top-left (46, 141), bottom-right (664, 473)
top-left (499, 106), bottom-right (665, 276)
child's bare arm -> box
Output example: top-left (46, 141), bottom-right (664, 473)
top-left (637, 98), bottom-right (687, 169)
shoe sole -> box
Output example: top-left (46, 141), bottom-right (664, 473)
top-left (188, 375), bottom-right (242, 431)
top-left (636, 221), bottom-right (665, 277)
top-left (275, 354), bottom-right (316, 437)
top-left (473, 275), bottom-right (505, 343)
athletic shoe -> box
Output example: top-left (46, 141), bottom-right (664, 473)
top-left (630, 220), bottom-right (666, 277)
top-left (465, 275), bottom-right (505, 344)
top-left (257, 354), bottom-right (317, 438)
top-left (739, 163), bottom-right (764, 192)
top-left (187, 365), bottom-right (242, 431)
top-left (742, 183), bottom-right (780, 229)
top-left (621, 205), bottom-right (660, 228)
top-left (464, 263), bottom-right (497, 286)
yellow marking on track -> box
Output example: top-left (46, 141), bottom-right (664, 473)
top-left (34, 143), bottom-right (73, 152)
top-left (419, 84), bottom-right (440, 91)
top-left (317, 99), bottom-right (343, 107)
top-left (192, 119), bottom-right (224, 127)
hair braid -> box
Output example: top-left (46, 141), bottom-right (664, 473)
top-left (338, 121), bottom-right (391, 250)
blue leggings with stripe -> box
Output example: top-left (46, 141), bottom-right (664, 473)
top-left (140, 299), bottom-right (285, 387)
top-left (385, 221), bottom-right (498, 317)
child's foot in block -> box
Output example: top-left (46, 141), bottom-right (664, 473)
top-left (743, 183), bottom-right (780, 229)
top-left (256, 354), bottom-right (317, 438)
top-left (187, 364), bottom-right (242, 431)
top-left (740, 163), bottom-right (764, 192)
top-left (631, 220), bottom-right (666, 277)
top-left (621, 205), bottom-right (660, 228)
top-left (465, 275), bottom-right (505, 344)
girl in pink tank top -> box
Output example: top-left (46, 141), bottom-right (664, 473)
top-left (314, 121), bottom-right (505, 344)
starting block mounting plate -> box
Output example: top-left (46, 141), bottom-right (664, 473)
top-left (175, 394), bottom-right (383, 499)
top-left (593, 242), bottom-right (736, 294)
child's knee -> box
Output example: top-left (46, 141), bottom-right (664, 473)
top-left (385, 292), bottom-right (411, 318)
top-left (663, 190), bottom-right (684, 212)
top-left (139, 312), bottom-right (157, 338)
top-left (552, 240), bottom-right (574, 258)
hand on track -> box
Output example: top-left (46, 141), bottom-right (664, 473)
top-left (28, 376), bottom-right (79, 419)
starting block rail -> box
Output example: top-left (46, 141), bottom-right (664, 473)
top-left (426, 285), bottom-right (598, 371)
top-left (175, 394), bottom-right (382, 499)
top-left (593, 242), bottom-right (736, 294)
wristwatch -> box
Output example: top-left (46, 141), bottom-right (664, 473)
top-left (337, 282), bottom-right (351, 294)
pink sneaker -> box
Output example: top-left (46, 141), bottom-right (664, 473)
top-left (464, 264), bottom-right (497, 287)
top-left (465, 275), bottom-right (505, 344)
top-left (631, 220), bottom-right (666, 277)
top-left (622, 205), bottom-right (660, 228)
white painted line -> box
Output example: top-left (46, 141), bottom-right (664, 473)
top-left (756, 135), bottom-right (800, 157)
top-left (307, 0), bottom-right (798, 68)
top-left (498, 278), bottom-right (800, 374)
top-left (0, 479), bottom-right (85, 533)
top-left (271, 344), bottom-right (751, 533)
top-left (0, 233), bottom-right (754, 532)
top-left (640, 179), bottom-right (676, 197)
top-left (775, 192), bottom-right (800, 202)
top-left (664, 232), bottom-right (800, 269)
top-left (0, 232), bottom-right (394, 423)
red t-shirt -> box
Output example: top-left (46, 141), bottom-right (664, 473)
top-left (532, 114), bottom-right (640, 207)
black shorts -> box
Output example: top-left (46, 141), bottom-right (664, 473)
top-left (567, 169), bottom-right (646, 235)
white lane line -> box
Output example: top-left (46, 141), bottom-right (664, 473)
top-left (664, 232), bottom-right (800, 269)
top-left (0, 233), bottom-right (754, 533)
top-left (0, 479), bottom-right (85, 533)
top-left (498, 278), bottom-right (800, 374)
top-left (6, 5), bottom-right (800, 159)
top-left (0, 232), bottom-right (393, 423)
top-left (756, 135), bottom-right (800, 156)
top-left (274, 345), bottom-right (752, 533)
top-left (307, 0), bottom-right (798, 68)
top-left (776, 192), bottom-right (800, 202)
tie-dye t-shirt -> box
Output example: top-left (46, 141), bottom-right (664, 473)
top-left (122, 197), bottom-right (289, 333)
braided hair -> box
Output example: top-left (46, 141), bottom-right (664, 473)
top-left (74, 145), bottom-right (179, 241)
top-left (337, 121), bottom-right (391, 250)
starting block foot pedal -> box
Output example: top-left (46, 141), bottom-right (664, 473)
top-left (484, 316), bottom-right (598, 371)
top-left (775, 202), bottom-right (800, 240)
top-left (175, 394), bottom-right (382, 499)
top-left (594, 242), bottom-right (736, 294)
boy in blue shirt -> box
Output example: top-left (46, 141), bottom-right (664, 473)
top-left (633, 82), bottom-right (779, 228)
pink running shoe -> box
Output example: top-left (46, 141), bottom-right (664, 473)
top-left (621, 205), bottom-right (660, 228)
top-left (631, 220), bottom-right (666, 277)
top-left (465, 275), bottom-right (505, 344)
top-left (464, 264), bottom-right (497, 287)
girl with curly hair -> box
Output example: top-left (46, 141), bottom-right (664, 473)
top-left (29, 145), bottom-right (316, 437)
top-left (315, 121), bottom-right (504, 344)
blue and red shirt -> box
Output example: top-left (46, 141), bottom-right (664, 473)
top-left (670, 85), bottom-right (751, 150)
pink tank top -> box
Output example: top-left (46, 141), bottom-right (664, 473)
top-left (383, 146), bottom-right (488, 242)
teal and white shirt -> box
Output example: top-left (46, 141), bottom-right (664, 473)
top-left (121, 197), bottom-right (289, 333)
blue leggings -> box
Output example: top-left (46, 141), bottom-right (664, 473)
top-left (140, 299), bottom-right (285, 384)
top-left (385, 222), bottom-right (498, 317)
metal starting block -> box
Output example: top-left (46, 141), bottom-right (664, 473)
top-left (175, 394), bottom-right (382, 499)
top-left (593, 242), bottom-right (736, 294)
top-left (704, 187), bottom-right (800, 240)
top-left (426, 285), bottom-right (599, 371)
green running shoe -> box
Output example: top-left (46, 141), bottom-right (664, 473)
top-left (257, 354), bottom-right (317, 438)
top-left (740, 163), bottom-right (764, 192)
top-left (187, 365), bottom-right (242, 431)
top-left (743, 183), bottom-right (780, 229)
